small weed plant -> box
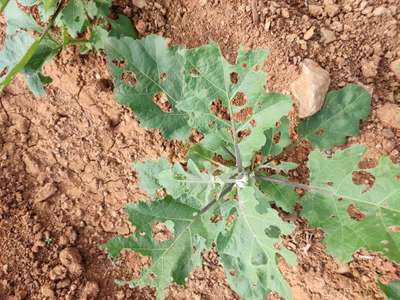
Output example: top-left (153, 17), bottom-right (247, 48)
top-left (103, 35), bottom-right (400, 299)
top-left (0, 0), bottom-right (136, 95)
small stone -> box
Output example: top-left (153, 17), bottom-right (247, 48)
top-left (35, 182), bottom-right (57, 203)
top-left (303, 27), bottom-right (315, 40)
top-left (281, 8), bottom-right (290, 18)
top-left (49, 265), bottom-right (67, 281)
top-left (59, 248), bottom-right (83, 275)
top-left (361, 57), bottom-right (379, 78)
top-left (390, 59), bottom-right (400, 80)
top-left (80, 281), bottom-right (99, 300)
top-left (330, 21), bottom-right (343, 32)
top-left (135, 20), bottom-right (146, 35)
top-left (336, 263), bottom-right (351, 275)
top-left (325, 4), bottom-right (340, 17)
top-left (320, 27), bottom-right (336, 44)
top-left (308, 4), bottom-right (323, 17)
top-left (377, 103), bottom-right (400, 129)
top-left (56, 279), bottom-right (71, 290)
top-left (264, 19), bottom-right (271, 31)
top-left (382, 128), bottom-right (395, 139)
top-left (131, 0), bottom-right (145, 9)
top-left (41, 285), bottom-right (55, 299)
top-left (373, 6), bottom-right (390, 16)
top-left (291, 59), bottom-right (331, 118)
top-left (383, 140), bottom-right (396, 153)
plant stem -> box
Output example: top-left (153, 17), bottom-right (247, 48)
top-left (0, 0), bottom-right (65, 92)
top-left (0, 0), bottom-right (10, 15)
top-left (199, 183), bottom-right (234, 215)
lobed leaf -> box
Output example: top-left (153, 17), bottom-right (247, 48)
top-left (298, 84), bottom-right (371, 150)
top-left (302, 145), bottom-right (400, 262)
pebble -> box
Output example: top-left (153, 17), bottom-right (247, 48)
top-left (35, 182), bottom-right (57, 203)
top-left (390, 59), bottom-right (400, 80)
top-left (308, 4), bottom-right (323, 17)
top-left (320, 27), bottom-right (336, 44)
top-left (49, 265), bottom-right (67, 281)
top-left (59, 248), bottom-right (83, 276)
top-left (303, 27), bottom-right (315, 40)
top-left (373, 6), bottom-right (390, 16)
top-left (325, 4), bottom-right (340, 17)
top-left (80, 281), bottom-right (99, 300)
top-left (361, 57), bottom-right (379, 78)
top-left (131, 0), bottom-right (145, 9)
top-left (377, 103), bottom-right (400, 129)
top-left (281, 8), bottom-right (290, 18)
top-left (382, 128), bottom-right (395, 139)
top-left (41, 285), bottom-right (56, 299)
top-left (291, 59), bottom-right (331, 118)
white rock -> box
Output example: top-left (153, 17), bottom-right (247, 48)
top-left (390, 59), bottom-right (400, 80)
top-left (291, 59), bottom-right (331, 118)
top-left (132, 0), bottom-right (145, 8)
top-left (320, 27), bottom-right (336, 44)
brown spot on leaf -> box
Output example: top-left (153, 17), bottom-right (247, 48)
top-left (121, 71), bottom-right (137, 86)
top-left (190, 129), bottom-right (204, 143)
top-left (237, 129), bottom-right (251, 142)
top-left (0, 67), bottom-right (8, 77)
top-left (153, 92), bottom-right (172, 112)
top-left (112, 59), bottom-right (126, 68)
top-left (230, 72), bottom-right (238, 84)
top-left (389, 226), bottom-right (400, 233)
top-left (347, 204), bottom-right (366, 221)
top-left (191, 68), bottom-right (200, 76)
top-left (231, 92), bottom-right (247, 106)
top-left (314, 128), bottom-right (325, 136)
top-left (152, 222), bottom-right (173, 241)
top-left (159, 72), bottom-right (167, 81)
top-left (211, 99), bottom-right (230, 121)
top-left (233, 107), bottom-right (253, 122)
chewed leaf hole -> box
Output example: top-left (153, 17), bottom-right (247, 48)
top-left (347, 204), bottom-right (366, 221)
top-left (121, 71), bottom-right (137, 86)
top-left (211, 99), bottom-right (230, 121)
top-left (264, 225), bottom-right (281, 238)
top-left (153, 92), bottom-right (172, 112)
top-left (314, 128), bottom-right (325, 136)
top-left (152, 221), bottom-right (174, 241)
top-left (238, 129), bottom-right (251, 142)
top-left (112, 59), bottom-right (126, 68)
top-left (233, 107), bottom-right (253, 122)
top-left (230, 72), bottom-right (238, 84)
top-left (191, 68), bottom-right (200, 76)
top-left (0, 66), bottom-right (8, 77)
top-left (231, 92), bottom-right (247, 106)
top-left (352, 171), bottom-right (375, 192)
top-left (160, 72), bottom-right (167, 81)
top-left (272, 131), bottom-right (281, 144)
top-left (389, 226), bottom-right (400, 233)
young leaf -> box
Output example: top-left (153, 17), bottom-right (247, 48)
top-left (258, 177), bottom-right (298, 213)
top-left (85, 0), bottom-right (111, 18)
top-left (298, 84), bottom-right (371, 150)
top-left (217, 186), bottom-right (295, 300)
top-left (301, 145), bottom-right (400, 262)
top-left (104, 196), bottom-right (225, 300)
top-left (378, 280), bottom-right (400, 300)
top-left (61, 0), bottom-right (86, 38)
top-left (158, 160), bottom-right (228, 209)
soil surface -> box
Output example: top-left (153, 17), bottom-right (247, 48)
top-left (1, 0), bottom-right (400, 299)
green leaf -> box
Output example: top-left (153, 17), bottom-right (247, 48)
top-left (4, 0), bottom-right (43, 34)
top-left (262, 116), bottom-right (291, 157)
top-left (104, 196), bottom-right (224, 300)
top-left (133, 158), bottom-right (170, 199)
top-left (258, 176), bottom-right (298, 213)
top-left (42, 0), bottom-right (55, 11)
top-left (302, 145), bottom-right (400, 262)
top-left (91, 26), bottom-right (109, 50)
top-left (107, 35), bottom-right (291, 166)
top-left (109, 15), bottom-right (138, 39)
top-left (298, 84), bottom-right (371, 150)
top-left (0, 0), bottom-right (10, 14)
top-left (85, 0), bottom-right (111, 18)
top-left (158, 159), bottom-right (229, 209)
top-left (61, 0), bottom-right (86, 38)
top-left (378, 280), bottom-right (400, 300)
top-left (217, 186), bottom-right (295, 300)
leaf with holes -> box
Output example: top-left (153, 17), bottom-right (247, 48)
top-left (106, 35), bottom-right (291, 166)
top-left (301, 145), bottom-right (400, 262)
top-left (379, 280), bottom-right (400, 300)
top-left (298, 84), bottom-right (371, 150)
top-left (104, 196), bottom-right (226, 300)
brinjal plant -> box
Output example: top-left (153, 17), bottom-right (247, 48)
top-left (103, 35), bottom-right (400, 299)
top-left (0, 0), bottom-right (137, 96)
